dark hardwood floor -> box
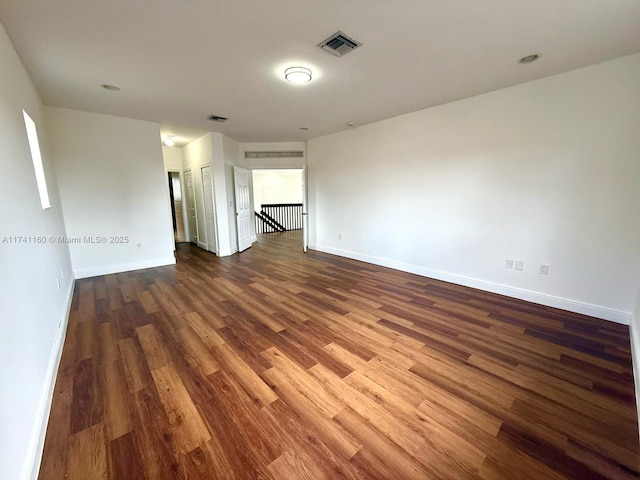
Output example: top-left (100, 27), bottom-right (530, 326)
top-left (39, 230), bottom-right (640, 479)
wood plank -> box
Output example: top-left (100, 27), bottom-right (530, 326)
top-left (215, 342), bottom-right (278, 407)
top-left (150, 364), bottom-right (212, 454)
top-left (260, 368), bottom-right (362, 460)
top-left (108, 431), bottom-right (147, 480)
top-left (66, 423), bottom-right (108, 480)
top-left (176, 326), bottom-right (220, 376)
top-left (69, 357), bottom-right (103, 434)
top-left (118, 336), bottom-right (153, 393)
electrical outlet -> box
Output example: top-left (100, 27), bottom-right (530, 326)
top-left (505, 259), bottom-right (514, 269)
top-left (539, 264), bottom-right (550, 275)
top-left (515, 260), bottom-right (525, 271)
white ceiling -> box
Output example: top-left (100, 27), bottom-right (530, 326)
top-left (1, 0), bottom-right (639, 145)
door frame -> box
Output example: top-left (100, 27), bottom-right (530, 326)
top-left (166, 168), bottom-right (189, 244)
top-left (302, 165), bottom-right (308, 253)
top-left (248, 166), bottom-right (306, 251)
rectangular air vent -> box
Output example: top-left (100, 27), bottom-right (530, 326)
top-left (318, 31), bottom-right (361, 57)
top-left (244, 151), bottom-right (304, 159)
top-left (207, 115), bottom-right (228, 122)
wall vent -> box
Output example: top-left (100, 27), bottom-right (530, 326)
top-left (318, 31), bottom-right (361, 57)
top-left (245, 151), bottom-right (304, 159)
top-left (207, 115), bottom-right (228, 122)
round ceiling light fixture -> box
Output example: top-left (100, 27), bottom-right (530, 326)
top-left (164, 136), bottom-right (175, 147)
top-left (285, 66), bottom-right (312, 84)
top-left (518, 54), bottom-right (541, 64)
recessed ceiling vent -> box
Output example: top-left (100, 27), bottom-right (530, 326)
top-left (245, 151), bottom-right (304, 159)
top-left (207, 115), bottom-right (228, 122)
top-left (318, 31), bottom-right (361, 57)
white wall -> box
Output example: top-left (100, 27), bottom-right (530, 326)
top-left (46, 107), bottom-right (175, 278)
top-left (211, 133), bottom-right (232, 255)
top-left (182, 133), bottom-right (213, 249)
top-left (253, 170), bottom-right (303, 211)
top-left (308, 53), bottom-right (640, 324)
top-left (181, 132), bottom-right (239, 256)
top-left (239, 142), bottom-right (306, 241)
top-left (222, 133), bottom-right (240, 253)
top-left (162, 145), bottom-right (184, 170)
top-left (0, 23), bottom-right (74, 480)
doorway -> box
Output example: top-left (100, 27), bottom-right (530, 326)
top-left (251, 169), bottom-right (306, 251)
top-left (167, 171), bottom-right (187, 243)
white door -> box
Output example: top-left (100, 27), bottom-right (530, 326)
top-left (184, 169), bottom-right (198, 243)
top-left (201, 165), bottom-right (217, 254)
top-left (302, 166), bottom-right (308, 253)
top-left (234, 167), bottom-right (252, 252)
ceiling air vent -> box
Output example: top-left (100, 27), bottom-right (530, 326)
top-left (318, 31), bottom-right (361, 57)
top-left (207, 115), bottom-right (228, 122)
top-left (245, 151), bottom-right (304, 159)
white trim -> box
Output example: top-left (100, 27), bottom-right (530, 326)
top-left (251, 235), bottom-right (257, 243)
top-left (23, 277), bottom-right (75, 480)
top-left (309, 243), bottom-right (631, 325)
top-left (74, 256), bottom-right (176, 279)
top-left (166, 168), bottom-right (189, 248)
top-left (197, 241), bottom-right (208, 250)
top-left (631, 318), bottom-right (640, 441)
top-left (219, 246), bottom-right (237, 257)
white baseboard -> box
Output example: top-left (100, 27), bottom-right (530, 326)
top-left (630, 320), bottom-right (640, 441)
top-left (23, 277), bottom-right (75, 480)
top-left (197, 241), bottom-right (208, 250)
top-left (309, 243), bottom-right (631, 325)
top-left (217, 246), bottom-right (236, 257)
top-left (74, 256), bottom-right (176, 279)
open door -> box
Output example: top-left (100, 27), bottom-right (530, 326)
top-left (302, 166), bottom-right (308, 253)
top-left (234, 167), bottom-right (252, 252)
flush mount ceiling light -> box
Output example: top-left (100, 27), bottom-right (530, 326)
top-left (164, 136), bottom-right (175, 147)
top-left (285, 66), bottom-right (312, 84)
top-left (518, 54), bottom-right (541, 64)
top-left (100, 83), bottom-right (121, 91)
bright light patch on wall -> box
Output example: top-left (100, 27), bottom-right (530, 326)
top-left (23, 110), bottom-right (51, 209)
